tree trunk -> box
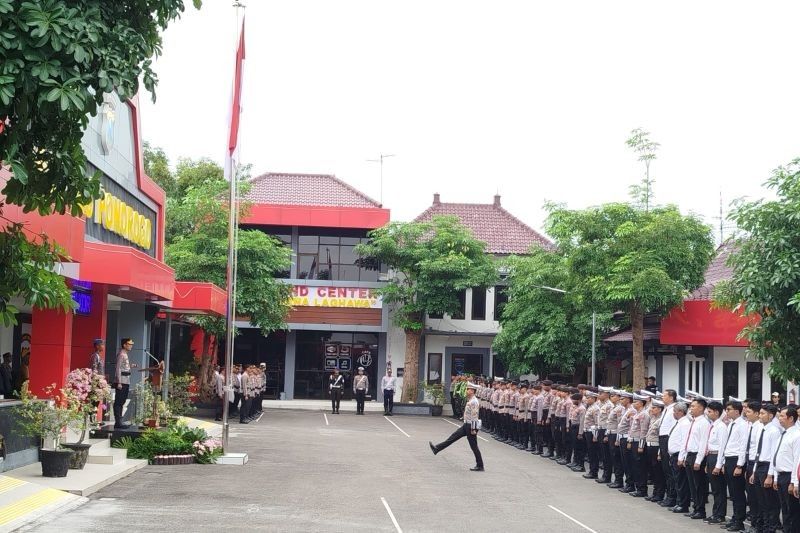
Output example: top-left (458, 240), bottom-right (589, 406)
top-left (401, 328), bottom-right (422, 403)
top-left (631, 302), bottom-right (645, 391)
top-left (197, 333), bottom-right (215, 403)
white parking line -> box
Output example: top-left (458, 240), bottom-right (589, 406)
top-left (381, 497), bottom-right (403, 533)
top-left (441, 418), bottom-right (489, 442)
top-left (384, 416), bottom-right (411, 437)
top-left (547, 505), bottom-right (598, 533)
top-left (323, 413), bottom-right (329, 426)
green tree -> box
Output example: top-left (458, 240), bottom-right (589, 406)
top-left (0, 0), bottom-right (200, 324)
top-left (626, 128), bottom-right (660, 212)
top-left (493, 249), bottom-right (607, 376)
top-left (547, 203), bottom-right (714, 389)
top-left (713, 159), bottom-right (800, 381)
top-left (143, 142), bottom-right (176, 197)
top-left (356, 215), bottom-right (498, 402)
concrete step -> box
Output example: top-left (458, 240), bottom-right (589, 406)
top-left (87, 447), bottom-right (128, 465)
top-left (86, 438), bottom-right (111, 452)
top-left (3, 459), bottom-right (148, 498)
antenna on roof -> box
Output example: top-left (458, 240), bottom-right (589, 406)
top-left (366, 153), bottom-right (395, 206)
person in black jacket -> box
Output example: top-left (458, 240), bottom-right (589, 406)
top-left (0, 352), bottom-right (13, 397)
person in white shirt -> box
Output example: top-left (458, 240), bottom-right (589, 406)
top-left (703, 401), bottom-right (728, 524)
top-left (721, 400), bottom-right (749, 530)
top-left (754, 404), bottom-right (781, 533)
top-left (381, 369), bottom-right (397, 416)
top-left (769, 407), bottom-right (800, 532)
top-left (667, 402), bottom-right (692, 513)
top-left (742, 401), bottom-right (764, 532)
top-left (679, 398), bottom-right (712, 519)
top-left (658, 389), bottom-right (678, 507)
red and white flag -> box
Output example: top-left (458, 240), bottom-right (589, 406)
top-left (224, 17), bottom-right (246, 181)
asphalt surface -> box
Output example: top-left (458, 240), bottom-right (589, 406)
top-left (22, 409), bottom-right (711, 532)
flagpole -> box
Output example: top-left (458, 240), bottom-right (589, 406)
top-left (222, 0), bottom-right (245, 451)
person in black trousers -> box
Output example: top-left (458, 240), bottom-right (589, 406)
top-left (329, 369), bottom-right (344, 414)
top-left (429, 382), bottom-right (484, 471)
top-left (353, 367), bottom-right (369, 415)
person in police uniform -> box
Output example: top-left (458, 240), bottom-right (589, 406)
top-left (329, 368), bottom-right (344, 414)
top-left (429, 381), bottom-right (484, 471)
top-left (353, 366), bottom-right (369, 415)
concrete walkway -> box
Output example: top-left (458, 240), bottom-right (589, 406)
top-left (0, 475), bottom-right (85, 533)
top-left (263, 398), bottom-right (454, 415)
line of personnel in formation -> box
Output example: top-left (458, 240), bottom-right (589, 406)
top-left (213, 363), bottom-right (266, 424)
top-left (474, 378), bottom-right (800, 533)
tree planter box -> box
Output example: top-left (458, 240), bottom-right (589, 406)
top-left (391, 403), bottom-right (434, 416)
top-left (61, 443), bottom-right (92, 470)
top-left (40, 449), bottom-right (74, 477)
top-left (151, 454), bottom-right (195, 465)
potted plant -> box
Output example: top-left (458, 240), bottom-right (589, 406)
top-left (15, 383), bottom-right (82, 477)
top-left (421, 381), bottom-right (445, 416)
top-left (62, 368), bottom-right (111, 469)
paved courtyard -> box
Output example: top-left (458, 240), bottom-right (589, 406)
top-left (23, 409), bottom-right (711, 532)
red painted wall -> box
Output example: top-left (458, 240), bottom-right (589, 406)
top-left (70, 284), bottom-right (109, 371)
top-left (660, 300), bottom-right (754, 347)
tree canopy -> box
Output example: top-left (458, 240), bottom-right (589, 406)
top-left (493, 249), bottom-right (607, 377)
top-left (356, 215), bottom-right (498, 401)
top-left (546, 202), bottom-right (714, 389)
top-left (0, 0), bottom-right (199, 324)
top-left (714, 159), bottom-right (800, 381)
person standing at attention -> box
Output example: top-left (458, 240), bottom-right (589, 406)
top-left (113, 338), bottom-right (137, 429)
top-left (429, 381), bottom-right (484, 471)
top-left (381, 368), bottom-right (396, 416)
top-left (329, 368), bottom-right (344, 414)
top-left (353, 367), bottom-right (369, 415)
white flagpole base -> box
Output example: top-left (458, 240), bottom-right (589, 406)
top-left (215, 452), bottom-right (249, 465)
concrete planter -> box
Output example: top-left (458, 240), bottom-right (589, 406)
top-left (151, 454), bottom-right (195, 465)
top-left (61, 443), bottom-right (92, 470)
top-left (40, 449), bottom-right (74, 477)
top-left (391, 403), bottom-right (433, 416)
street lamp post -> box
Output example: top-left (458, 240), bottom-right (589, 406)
top-left (537, 286), bottom-right (597, 386)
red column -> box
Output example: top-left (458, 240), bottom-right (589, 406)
top-left (30, 307), bottom-right (74, 397)
top-left (71, 284), bottom-right (109, 371)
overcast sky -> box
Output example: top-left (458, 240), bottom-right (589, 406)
top-left (140, 1), bottom-right (800, 240)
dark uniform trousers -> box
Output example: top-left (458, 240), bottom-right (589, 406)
top-left (671, 453), bottom-right (691, 509)
top-left (619, 437), bottom-right (633, 489)
top-left (331, 388), bottom-right (342, 412)
top-left (685, 452), bottom-right (708, 515)
top-left (565, 423), bottom-right (577, 463)
top-left (434, 423), bottom-right (484, 468)
top-left (646, 443), bottom-right (665, 498)
top-left (608, 434), bottom-right (623, 483)
top-left (587, 432), bottom-right (601, 475)
top-left (746, 462), bottom-right (762, 532)
top-left (723, 456), bottom-right (747, 523)
top-left (355, 389), bottom-right (366, 414)
top-left (659, 435), bottom-right (675, 501)
top-left (706, 453), bottom-right (727, 519)
top-left (756, 462), bottom-right (779, 533)
top-left (540, 410), bottom-right (551, 452)
top-left (777, 472), bottom-right (800, 533)
top-left (594, 429), bottom-right (606, 474)
top-left (239, 395), bottom-right (251, 423)
top-left (633, 442), bottom-right (648, 494)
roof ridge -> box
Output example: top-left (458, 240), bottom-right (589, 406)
top-left (493, 204), bottom-right (552, 246)
top-left (326, 174), bottom-right (382, 208)
top-left (248, 172), bottom-right (382, 208)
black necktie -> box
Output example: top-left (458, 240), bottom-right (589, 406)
top-left (722, 420), bottom-right (736, 455)
top-left (746, 425), bottom-right (754, 457)
top-left (772, 429), bottom-right (786, 467)
top-left (754, 428), bottom-right (765, 463)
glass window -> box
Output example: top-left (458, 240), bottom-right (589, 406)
top-left (319, 245), bottom-right (340, 264)
top-left (340, 245), bottom-right (357, 265)
top-left (428, 353), bottom-right (442, 384)
top-left (320, 236), bottom-right (340, 245)
top-left (341, 237), bottom-right (361, 245)
top-left (471, 287), bottom-right (486, 320)
top-left (359, 268), bottom-right (378, 282)
top-left (339, 264), bottom-right (359, 281)
top-left (451, 290), bottom-right (466, 320)
top-left (494, 286), bottom-right (508, 321)
top-left (299, 235), bottom-right (319, 253)
top-left (298, 254), bottom-right (316, 279)
top-left (746, 361), bottom-right (763, 401)
top-left (722, 360), bottom-right (739, 399)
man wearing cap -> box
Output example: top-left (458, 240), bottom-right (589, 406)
top-left (530, 384), bottom-right (544, 454)
top-left (582, 391), bottom-right (600, 477)
top-left (628, 393), bottom-right (650, 497)
top-left (595, 388), bottom-right (613, 481)
top-left (539, 380), bottom-right (554, 457)
top-left (645, 400), bottom-right (666, 502)
top-left (605, 390), bottom-right (624, 487)
top-left (381, 368), bottom-right (397, 416)
top-left (429, 381), bottom-right (484, 471)
top-left (770, 391), bottom-right (782, 409)
top-left (353, 367), bottom-right (369, 415)
top-left (616, 391), bottom-right (636, 492)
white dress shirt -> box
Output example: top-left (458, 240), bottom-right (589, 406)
top-left (770, 426), bottom-right (800, 482)
top-left (760, 422), bottom-right (782, 467)
top-left (698, 418), bottom-right (726, 469)
top-left (381, 375), bottom-right (396, 391)
top-left (669, 416), bottom-right (692, 455)
top-left (747, 421), bottom-right (764, 463)
top-left (681, 415), bottom-right (712, 466)
top-left (722, 416), bottom-right (750, 467)
top-left (658, 403), bottom-right (677, 436)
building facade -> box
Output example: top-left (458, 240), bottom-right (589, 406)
top-left (387, 193), bottom-right (551, 398)
top-left (235, 173), bottom-right (390, 400)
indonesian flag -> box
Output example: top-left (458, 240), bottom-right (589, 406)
top-left (224, 17), bottom-right (245, 181)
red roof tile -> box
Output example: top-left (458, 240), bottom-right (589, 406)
top-left (687, 242), bottom-right (735, 301)
top-left (245, 172), bottom-right (382, 209)
top-left (603, 324), bottom-right (661, 343)
top-left (413, 194), bottom-right (552, 255)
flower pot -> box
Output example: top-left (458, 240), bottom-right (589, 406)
top-left (41, 449), bottom-right (74, 478)
top-left (431, 405), bottom-right (443, 416)
top-left (61, 443), bottom-right (92, 470)
top-left (144, 419), bottom-right (159, 428)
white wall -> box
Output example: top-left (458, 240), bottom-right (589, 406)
top-left (425, 287), bottom-right (501, 335)
top-left (661, 356), bottom-right (680, 392)
top-left (713, 346), bottom-right (772, 401)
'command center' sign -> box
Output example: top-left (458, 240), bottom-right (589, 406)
top-left (290, 286), bottom-right (382, 309)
